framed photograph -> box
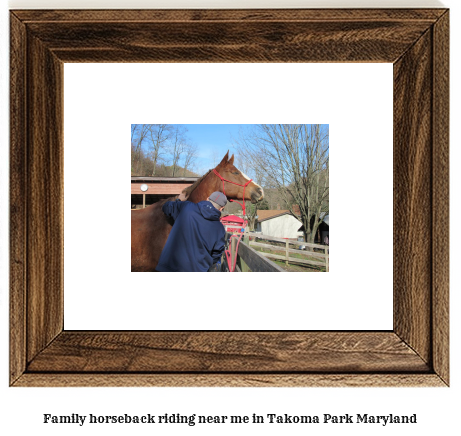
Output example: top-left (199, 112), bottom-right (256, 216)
top-left (10, 9), bottom-right (449, 386)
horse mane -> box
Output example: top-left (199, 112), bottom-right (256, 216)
top-left (182, 169), bottom-right (212, 197)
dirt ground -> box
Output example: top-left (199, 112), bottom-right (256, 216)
top-left (272, 259), bottom-right (325, 272)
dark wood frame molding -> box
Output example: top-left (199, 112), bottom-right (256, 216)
top-left (10, 9), bottom-right (449, 387)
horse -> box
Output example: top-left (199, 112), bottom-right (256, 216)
top-left (131, 151), bottom-right (264, 271)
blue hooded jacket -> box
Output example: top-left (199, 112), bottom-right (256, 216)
top-left (156, 200), bottom-right (226, 272)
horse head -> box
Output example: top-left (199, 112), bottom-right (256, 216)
top-left (213, 151), bottom-right (264, 204)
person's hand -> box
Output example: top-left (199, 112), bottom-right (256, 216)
top-left (177, 192), bottom-right (187, 201)
top-left (208, 262), bottom-right (221, 272)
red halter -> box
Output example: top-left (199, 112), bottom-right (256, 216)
top-left (212, 168), bottom-right (253, 272)
top-left (212, 169), bottom-right (252, 218)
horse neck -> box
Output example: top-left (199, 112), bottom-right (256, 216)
top-left (187, 171), bottom-right (221, 203)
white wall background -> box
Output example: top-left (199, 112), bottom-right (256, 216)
top-left (63, 62), bottom-right (393, 331)
top-left (1, 2), bottom-right (458, 436)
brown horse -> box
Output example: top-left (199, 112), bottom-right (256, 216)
top-left (131, 152), bottom-right (264, 271)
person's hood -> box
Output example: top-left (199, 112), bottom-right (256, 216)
top-left (197, 201), bottom-right (222, 221)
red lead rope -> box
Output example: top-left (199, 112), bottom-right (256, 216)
top-left (212, 169), bottom-right (252, 272)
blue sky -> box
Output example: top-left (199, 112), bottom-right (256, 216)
top-left (173, 124), bottom-right (251, 173)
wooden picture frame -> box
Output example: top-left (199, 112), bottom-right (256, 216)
top-left (10, 9), bottom-right (449, 387)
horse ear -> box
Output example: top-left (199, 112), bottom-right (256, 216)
top-left (228, 154), bottom-right (234, 165)
top-left (218, 151), bottom-right (229, 166)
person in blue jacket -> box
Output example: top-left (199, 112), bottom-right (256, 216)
top-left (155, 191), bottom-right (227, 272)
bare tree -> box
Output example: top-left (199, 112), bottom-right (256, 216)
top-left (132, 124), bottom-right (199, 177)
top-left (130, 124), bottom-right (204, 179)
top-left (167, 126), bottom-right (188, 177)
top-left (235, 124), bottom-right (329, 245)
top-left (182, 143), bottom-right (198, 176)
top-left (131, 124), bottom-right (139, 143)
top-left (148, 124), bottom-right (171, 176)
top-left (131, 124), bottom-right (151, 175)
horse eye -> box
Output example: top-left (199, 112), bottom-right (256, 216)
top-left (232, 171), bottom-right (239, 175)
